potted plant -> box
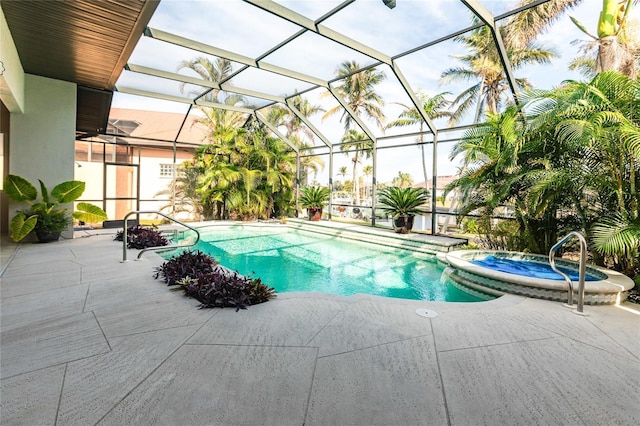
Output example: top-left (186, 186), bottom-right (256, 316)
top-left (3, 174), bottom-right (108, 242)
top-left (378, 186), bottom-right (429, 234)
top-left (299, 186), bottom-right (330, 221)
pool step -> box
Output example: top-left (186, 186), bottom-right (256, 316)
top-left (285, 219), bottom-right (467, 256)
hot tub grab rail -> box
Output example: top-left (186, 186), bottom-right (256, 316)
top-left (121, 210), bottom-right (200, 262)
top-left (549, 231), bottom-right (587, 315)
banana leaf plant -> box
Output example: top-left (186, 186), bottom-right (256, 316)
top-left (3, 174), bottom-right (108, 242)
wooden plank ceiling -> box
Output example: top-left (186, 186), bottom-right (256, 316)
top-left (1, 0), bottom-right (159, 90)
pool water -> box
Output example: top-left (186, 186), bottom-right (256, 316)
top-left (471, 255), bottom-right (599, 281)
top-left (173, 227), bottom-right (485, 302)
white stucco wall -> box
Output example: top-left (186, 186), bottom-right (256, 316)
top-left (9, 74), bottom-right (76, 237)
top-left (10, 74), bottom-right (76, 183)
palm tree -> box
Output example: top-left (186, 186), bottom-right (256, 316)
top-left (265, 97), bottom-right (325, 188)
top-left (338, 166), bottom-right (348, 184)
top-left (441, 20), bottom-right (557, 122)
top-left (570, 0), bottom-right (638, 78)
top-left (177, 57), bottom-right (234, 102)
top-left (297, 140), bottom-right (325, 187)
top-left (386, 90), bottom-right (457, 189)
top-left (323, 60), bottom-right (386, 132)
top-left (362, 165), bottom-right (373, 199)
top-left (340, 130), bottom-right (373, 205)
top-left (391, 171), bottom-right (414, 189)
top-left (526, 71), bottom-right (640, 272)
top-left (448, 71), bottom-right (640, 271)
top-left (154, 161), bottom-right (205, 220)
top-left (506, 0), bottom-right (638, 78)
top-left (266, 95), bottom-right (325, 141)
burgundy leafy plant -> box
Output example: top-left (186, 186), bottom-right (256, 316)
top-left (114, 225), bottom-right (169, 249)
top-left (154, 250), bottom-right (276, 310)
top-left (153, 250), bottom-right (218, 286)
top-left (180, 267), bottom-right (276, 311)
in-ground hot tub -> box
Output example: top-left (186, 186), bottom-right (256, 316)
top-left (438, 250), bottom-right (634, 305)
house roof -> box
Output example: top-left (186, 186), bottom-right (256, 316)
top-left (415, 175), bottom-right (459, 191)
top-left (108, 108), bottom-right (208, 145)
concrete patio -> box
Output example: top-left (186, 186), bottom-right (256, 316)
top-left (1, 228), bottom-right (639, 425)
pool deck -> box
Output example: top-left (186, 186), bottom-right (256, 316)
top-left (1, 226), bottom-right (639, 425)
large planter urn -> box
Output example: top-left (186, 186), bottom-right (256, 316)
top-left (308, 207), bottom-right (323, 221)
top-left (393, 215), bottom-right (414, 234)
top-left (35, 228), bottom-right (62, 243)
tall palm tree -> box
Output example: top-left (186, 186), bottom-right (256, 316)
top-left (177, 57), bottom-right (234, 102)
top-left (154, 161), bottom-right (206, 220)
top-left (441, 20), bottom-right (557, 121)
top-left (265, 97), bottom-right (325, 188)
top-left (340, 130), bottom-right (373, 205)
top-left (386, 90), bottom-right (457, 188)
top-left (338, 166), bottom-right (348, 184)
top-left (506, 0), bottom-right (638, 78)
top-left (362, 165), bottom-right (373, 199)
top-left (296, 139), bottom-right (325, 187)
top-left (570, 0), bottom-right (638, 78)
top-left (392, 171), bottom-right (414, 188)
top-left (266, 95), bottom-right (325, 142)
top-left (323, 61), bottom-right (386, 132)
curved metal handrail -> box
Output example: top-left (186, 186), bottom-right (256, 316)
top-left (549, 231), bottom-right (587, 314)
top-left (121, 210), bottom-right (200, 262)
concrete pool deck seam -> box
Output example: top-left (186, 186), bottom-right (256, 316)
top-left (430, 316), bottom-right (453, 426)
top-left (92, 318), bottom-right (211, 424)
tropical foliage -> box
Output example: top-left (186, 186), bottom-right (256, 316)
top-left (446, 71), bottom-right (640, 275)
top-left (378, 186), bottom-right (430, 234)
top-left (3, 175), bottom-right (107, 242)
top-left (154, 162), bottom-right (205, 220)
top-left (299, 186), bottom-right (330, 209)
top-left (265, 95), bottom-right (326, 186)
top-left (173, 57), bottom-right (294, 220)
top-left (188, 126), bottom-right (296, 220)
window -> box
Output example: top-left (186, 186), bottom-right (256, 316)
top-left (159, 163), bottom-right (176, 178)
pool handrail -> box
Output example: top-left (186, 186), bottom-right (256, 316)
top-left (121, 210), bottom-right (200, 262)
top-left (549, 231), bottom-right (587, 314)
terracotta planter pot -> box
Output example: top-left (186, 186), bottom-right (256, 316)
top-left (308, 207), bottom-right (323, 221)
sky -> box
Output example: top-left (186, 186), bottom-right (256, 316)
top-left (111, 0), bottom-right (638, 185)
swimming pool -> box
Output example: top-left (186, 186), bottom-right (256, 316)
top-left (169, 226), bottom-right (486, 302)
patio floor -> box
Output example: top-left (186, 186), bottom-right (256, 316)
top-left (1, 226), bottom-right (639, 425)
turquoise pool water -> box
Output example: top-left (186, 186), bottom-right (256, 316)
top-left (172, 227), bottom-right (485, 302)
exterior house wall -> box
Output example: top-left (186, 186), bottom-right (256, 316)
top-left (75, 145), bottom-right (196, 222)
top-left (138, 148), bottom-right (193, 221)
top-left (9, 74), bottom-right (76, 238)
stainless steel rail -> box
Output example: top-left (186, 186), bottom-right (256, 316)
top-left (121, 210), bottom-right (200, 262)
top-left (549, 231), bottom-right (587, 314)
